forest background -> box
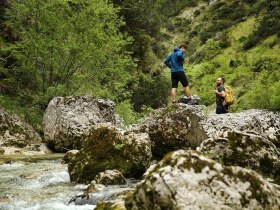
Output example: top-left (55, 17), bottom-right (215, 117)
top-left (0, 0), bottom-right (279, 133)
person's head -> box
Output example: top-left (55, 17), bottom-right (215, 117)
top-left (216, 77), bottom-right (225, 86)
top-left (179, 44), bottom-right (187, 52)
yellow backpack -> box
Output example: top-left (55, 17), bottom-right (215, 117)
top-left (224, 85), bottom-right (234, 105)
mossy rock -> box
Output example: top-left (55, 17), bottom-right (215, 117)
top-left (126, 150), bottom-right (280, 210)
top-left (200, 130), bottom-right (280, 184)
top-left (95, 201), bottom-right (126, 210)
top-left (138, 105), bottom-right (207, 159)
top-left (68, 123), bottom-right (152, 183)
top-left (0, 109), bottom-right (42, 150)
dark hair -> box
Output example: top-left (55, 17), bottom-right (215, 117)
top-left (179, 44), bottom-right (187, 49)
top-left (220, 77), bottom-right (225, 84)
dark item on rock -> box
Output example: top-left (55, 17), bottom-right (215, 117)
top-left (178, 95), bottom-right (200, 105)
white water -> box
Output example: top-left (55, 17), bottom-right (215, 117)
top-left (0, 159), bottom-right (95, 210)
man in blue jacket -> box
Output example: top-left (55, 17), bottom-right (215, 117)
top-left (164, 44), bottom-right (191, 103)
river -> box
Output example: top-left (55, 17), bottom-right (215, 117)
top-left (0, 155), bottom-right (95, 210)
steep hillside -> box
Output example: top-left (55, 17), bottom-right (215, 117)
top-left (0, 0), bottom-right (279, 130)
top-left (161, 0), bottom-right (280, 111)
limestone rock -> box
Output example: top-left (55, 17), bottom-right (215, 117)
top-left (0, 109), bottom-right (44, 154)
top-left (61, 150), bottom-right (79, 164)
top-left (200, 109), bottom-right (280, 183)
top-left (68, 123), bottom-right (152, 183)
top-left (136, 104), bottom-right (208, 158)
top-left (93, 169), bottom-right (126, 186)
top-left (126, 150), bottom-right (280, 210)
top-left (86, 181), bottom-right (106, 194)
top-left (70, 186), bottom-right (132, 207)
top-left (95, 202), bottom-right (126, 210)
top-left (95, 193), bottom-right (128, 210)
top-left (200, 130), bottom-right (280, 184)
top-left (43, 96), bottom-right (116, 152)
top-left (204, 109), bottom-right (280, 145)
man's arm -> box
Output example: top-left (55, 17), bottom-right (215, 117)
top-left (214, 86), bottom-right (226, 97)
top-left (214, 90), bottom-right (226, 97)
top-left (164, 55), bottom-right (172, 68)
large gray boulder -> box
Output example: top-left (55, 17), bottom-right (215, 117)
top-left (68, 123), bottom-right (152, 183)
top-left (203, 109), bottom-right (280, 145)
top-left (0, 108), bottom-right (46, 155)
top-left (43, 96), bottom-right (117, 152)
top-left (200, 110), bottom-right (280, 184)
top-left (136, 108), bottom-right (280, 160)
top-left (135, 106), bottom-right (280, 182)
top-left (126, 150), bottom-right (280, 210)
top-left (136, 104), bottom-right (208, 158)
top-left (200, 130), bottom-right (280, 184)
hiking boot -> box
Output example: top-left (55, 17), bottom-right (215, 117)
top-left (182, 96), bottom-right (192, 101)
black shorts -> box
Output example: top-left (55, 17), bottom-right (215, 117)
top-left (171, 71), bottom-right (189, 88)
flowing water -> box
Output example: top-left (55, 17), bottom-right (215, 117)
top-left (0, 155), bottom-right (95, 210)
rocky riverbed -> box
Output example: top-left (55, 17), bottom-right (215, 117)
top-left (1, 96), bottom-right (280, 210)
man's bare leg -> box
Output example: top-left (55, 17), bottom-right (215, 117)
top-left (184, 86), bottom-right (191, 97)
top-left (171, 88), bottom-right (177, 101)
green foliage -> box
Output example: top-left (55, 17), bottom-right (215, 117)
top-left (0, 0), bottom-right (141, 128)
top-left (189, 34), bottom-right (230, 63)
top-left (131, 73), bottom-right (169, 112)
top-left (188, 32), bottom-right (280, 111)
top-left (6, 0), bottom-right (131, 94)
top-left (237, 69), bottom-right (280, 111)
top-left (159, 0), bottom-right (280, 113)
top-left (252, 58), bottom-right (274, 72)
top-left (0, 94), bottom-right (43, 132)
top-left (114, 143), bottom-right (125, 151)
top-left (270, 81), bottom-right (280, 111)
top-left (1, 0), bottom-right (279, 131)
top-left (159, 0), bottom-right (198, 17)
top-left (112, 0), bottom-right (164, 74)
top-left (115, 100), bottom-right (141, 125)
top-left (243, 0), bottom-right (280, 49)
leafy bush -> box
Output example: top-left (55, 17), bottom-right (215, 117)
top-left (229, 59), bottom-right (241, 68)
top-left (243, 34), bottom-right (260, 50)
top-left (215, 32), bottom-right (231, 48)
top-left (115, 101), bottom-right (141, 125)
top-left (243, 1), bottom-right (280, 49)
top-left (159, 0), bottom-right (198, 17)
top-left (270, 81), bottom-right (280, 111)
top-left (131, 73), bottom-right (169, 112)
top-left (252, 58), bottom-right (273, 72)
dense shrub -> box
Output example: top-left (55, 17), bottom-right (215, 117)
top-left (243, 0), bottom-right (280, 49)
top-left (252, 58), bottom-right (273, 72)
top-left (131, 73), bottom-right (169, 112)
top-left (115, 100), bottom-right (141, 125)
top-left (229, 59), bottom-right (241, 68)
top-left (270, 81), bottom-right (280, 111)
top-left (159, 0), bottom-right (198, 17)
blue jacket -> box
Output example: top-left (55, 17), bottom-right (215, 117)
top-left (164, 48), bottom-right (185, 72)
